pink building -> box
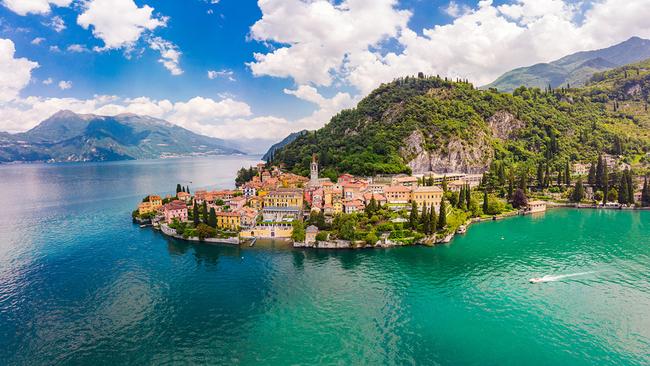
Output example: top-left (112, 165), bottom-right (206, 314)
top-left (163, 200), bottom-right (188, 223)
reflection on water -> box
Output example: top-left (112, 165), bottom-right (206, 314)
top-left (1, 158), bottom-right (650, 365)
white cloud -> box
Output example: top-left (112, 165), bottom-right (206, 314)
top-left (67, 44), bottom-right (90, 53)
top-left (45, 15), bottom-right (66, 32)
top-left (443, 1), bottom-right (470, 18)
top-left (284, 85), bottom-right (356, 131)
top-left (0, 38), bottom-right (39, 102)
top-left (49, 45), bottom-right (61, 52)
top-left (1, 0), bottom-right (71, 15)
top-left (207, 69), bottom-right (235, 81)
top-left (31, 37), bottom-right (46, 45)
top-left (250, 0), bottom-right (650, 93)
top-left (58, 80), bottom-right (72, 90)
top-left (147, 37), bottom-right (183, 75)
top-left (43, 77), bottom-right (53, 85)
top-left (77, 0), bottom-right (167, 50)
top-left (248, 0), bottom-right (411, 87)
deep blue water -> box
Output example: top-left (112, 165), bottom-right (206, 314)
top-left (1, 157), bottom-right (650, 365)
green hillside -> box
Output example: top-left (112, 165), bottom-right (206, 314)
top-left (271, 73), bottom-right (650, 178)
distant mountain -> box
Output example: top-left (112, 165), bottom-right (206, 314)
top-left (484, 37), bottom-right (650, 92)
top-left (262, 130), bottom-right (308, 161)
top-left (0, 110), bottom-right (244, 163)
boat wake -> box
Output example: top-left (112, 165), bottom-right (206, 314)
top-left (529, 271), bottom-right (595, 283)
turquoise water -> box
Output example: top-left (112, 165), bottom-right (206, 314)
top-left (1, 157), bottom-right (649, 365)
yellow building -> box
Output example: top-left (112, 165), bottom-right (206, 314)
top-left (412, 186), bottom-right (444, 212)
top-left (263, 188), bottom-right (303, 208)
top-left (149, 195), bottom-right (163, 209)
top-left (138, 202), bottom-right (153, 215)
top-left (216, 212), bottom-right (241, 230)
top-left (332, 199), bottom-right (343, 214)
top-left (384, 185), bottom-right (412, 204)
top-left (249, 196), bottom-right (264, 211)
top-left (240, 223), bottom-right (293, 239)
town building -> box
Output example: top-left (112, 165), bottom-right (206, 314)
top-left (384, 185), bottom-right (412, 205)
top-left (216, 211), bottom-right (240, 230)
top-left (412, 186), bottom-right (444, 212)
top-left (305, 225), bottom-right (319, 244)
top-left (163, 200), bottom-right (188, 223)
top-left (240, 223), bottom-right (293, 239)
top-left (527, 201), bottom-right (547, 213)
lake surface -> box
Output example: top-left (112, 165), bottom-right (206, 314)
top-left (1, 157), bottom-right (649, 365)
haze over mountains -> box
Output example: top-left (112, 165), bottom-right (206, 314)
top-left (484, 37), bottom-right (650, 92)
top-left (0, 111), bottom-right (243, 163)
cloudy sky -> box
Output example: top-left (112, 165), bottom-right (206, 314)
top-left (2, 0), bottom-right (650, 151)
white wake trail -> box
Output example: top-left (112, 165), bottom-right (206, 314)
top-left (530, 271), bottom-right (596, 283)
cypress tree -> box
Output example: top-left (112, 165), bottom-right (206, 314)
top-left (596, 155), bottom-right (604, 189)
top-left (208, 207), bottom-right (217, 228)
top-left (458, 187), bottom-right (466, 210)
top-left (420, 204), bottom-right (430, 232)
top-left (186, 186), bottom-right (191, 195)
top-left (176, 184), bottom-right (182, 194)
top-left (482, 189), bottom-right (489, 214)
top-left (564, 162), bottom-right (571, 186)
top-left (602, 163), bottom-right (609, 203)
top-left (429, 205), bottom-right (437, 234)
top-left (202, 201), bottom-right (209, 223)
top-left (557, 170), bottom-right (563, 186)
top-left (437, 198), bottom-right (447, 229)
top-left (588, 163), bottom-right (596, 186)
top-left (465, 185), bottom-right (471, 211)
top-left (619, 174), bottom-right (629, 204)
top-left (572, 177), bottom-right (585, 203)
top-left (441, 176), bottom-right (448, 192)
top-left (627, 170), bottom-right (634, 204)
top-left (537, 163), bottom-right (545, 188)
top-left (409, 201), bottom-right (419, 229)
top-left (193, 202), bottom-right (200, 226)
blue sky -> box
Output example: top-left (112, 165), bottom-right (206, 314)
top-left (1, 0), bottom-right (650, 151)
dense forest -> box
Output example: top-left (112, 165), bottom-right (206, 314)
top-left (270, 63), bottom-right (650, 180)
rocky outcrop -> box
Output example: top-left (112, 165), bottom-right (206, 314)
top-left (401, 130), bottom-right (492, 174)
top-left (487, 111), bottom-right (525, 140)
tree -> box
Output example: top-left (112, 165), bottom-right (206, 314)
top-left (627, 169), bottom-right (634, 205)
top-left (365, 196), bottom-right (377, 216)
top-left (196, 223), bottom-right (216, 241)
top-left (420, 204), bottom-right (430, 232)
top-left (596, 154), bottom-right (604, 189)
top-left (564, 162), bottom-right (571, 186)
top-left (465, 185), bottom-right (471, 210)
top-left (441, 176), bottom-right (448, 192)
top-left (208, 207), bottom-right (217, 228)
top-left (176, 184), bottom-right (182, 194)
top-left (186, 186), bottom-right (191, 195)
top-left (602, 163), bottom-right (609, 202)
top-left (607, 188), bottom-right (618, 203)
top-left (618, 173), bottom-right (629, 204)
top-left (512, 189), bottom-right (528, 208)
top-left (202, 201), bottom-right (209, 223)
top-left (193, 202), bottom-right (200, 226)
top-left (537, 162), bottom-right (545, 189)
top-left (642, 177), bottom-right (650, 207)
top-left (437, 198), bottom-right (447, 229)
top-left (409, 201), bottom-right (419, 229)
top-left (458, 187), bottom-right (466, 210)
top-left (482, 189), bottom-right (489, 214)
top-left (587, 163), bottom-right (596, 186)
top-left (339, 219), bottom-right (356, 241)
top-left (571, 177), bottom-right (585, 202)
top-left (429, 206), bottom-right (437, 234)
top-left (291, 220), bottom-right (306, 242)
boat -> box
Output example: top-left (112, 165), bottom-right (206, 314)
top-left (456, 225), bottom-right (467, 234)
top-left (529, 277), bottom-right (543, 283)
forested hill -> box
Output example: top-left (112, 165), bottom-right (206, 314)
top-left (270, 72), bottom-right (650, 179)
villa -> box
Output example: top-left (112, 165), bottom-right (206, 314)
top-left (163, 200), bottom-right (188, 223)
top-left (216, 211), bottom-right (240, 230)
top-left (412, 186), bottom-right (444, 212)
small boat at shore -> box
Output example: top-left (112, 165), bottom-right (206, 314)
top-left (456, 225), bottom-right (467, 234)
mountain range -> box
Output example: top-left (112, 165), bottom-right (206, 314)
top-left (262, 130), bottom-right (308, 162)
top-left (0, 110), bottom-right (243, 163)
top-left (484, 37), bottom-right (650, 92)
